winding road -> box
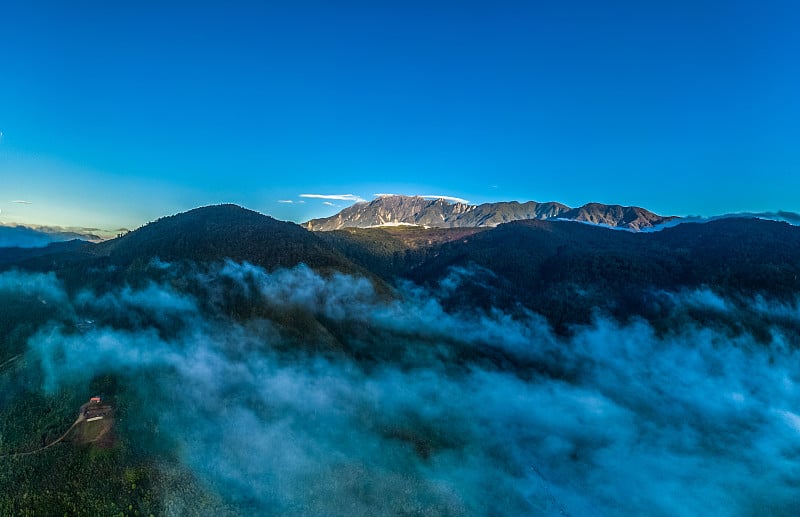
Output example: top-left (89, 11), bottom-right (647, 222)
top-left (0, 410), bottom-right (86, 460)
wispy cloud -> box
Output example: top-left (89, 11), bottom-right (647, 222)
top-left (419, 195), bottom-right (470, 204)
top-left (322, 201), bottom-right (337, 207)
top-left (300, 194), bottom-right (365, 202)
top-left (12, 200), bottom-right (32, 205)
top-left (277, 200), bottom-right (294, 204)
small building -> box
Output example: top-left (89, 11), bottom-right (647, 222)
top-left (90, 396), bottom-right (101, 403)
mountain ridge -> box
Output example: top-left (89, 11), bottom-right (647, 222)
top-left (92, 204), bottom-right (364, 274)
top-left (2, 203), bottom-right (799, 332)
top-left (303, 195), bottom-right (676, 231)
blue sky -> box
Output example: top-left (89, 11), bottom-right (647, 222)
top-left (1, 1), bottom-right (798, 229)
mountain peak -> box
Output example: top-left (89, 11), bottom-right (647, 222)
top-left (94, 204), bottom-right (360, 273)
top-left (304, 195), bottom-right (674, 231)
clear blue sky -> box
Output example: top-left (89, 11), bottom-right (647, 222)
top-left (1, 1), bottom-right (798, 229)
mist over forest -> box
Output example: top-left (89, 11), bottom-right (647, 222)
top-left (2, 220), bottom-right (800, 516)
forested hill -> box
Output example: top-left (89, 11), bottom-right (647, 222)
top-left (319, 217), bottom-right (800, 331)
top-left (0, 204), bottom-right (372, 290)
top-left (93, 204), bottom-right (359, 272)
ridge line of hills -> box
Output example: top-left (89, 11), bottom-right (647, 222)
top-left (2, 203), bottom-right (799, 334)
top-left (303, 195), bottom-right (678, 231)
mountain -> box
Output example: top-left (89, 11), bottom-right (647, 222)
top-left (559, 202), bottom-right (676, 231)
top-left (1, 205), bottom-right (374, 292)
top-left (303, 195), bottom-right (676, 231)
top-left (91, 204), bottom-right (364, 273)
top-left (0, 240), bottom-right (90, 267)
top-left (317, 217), bottom-right (800, 333)
top-left (4, 204), bottom-right (798, 332)
top-left (0, 225), bottom-right (102, 248)
top-left (2, 205), bottom-right (790, 351)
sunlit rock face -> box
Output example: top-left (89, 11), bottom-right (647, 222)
top-left (303, 195), bottom-right (675, 231)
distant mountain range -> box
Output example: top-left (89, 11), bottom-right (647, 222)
top-left (0, 224), bottom-right (104, 248)
top-left (304, 195), bottom-right (677, 231)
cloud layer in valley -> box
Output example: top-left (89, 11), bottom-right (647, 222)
top-left (4, 264), bottom-right (800, 515)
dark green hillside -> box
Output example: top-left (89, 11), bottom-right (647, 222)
top-left (318, 218), bottom-right (800, 332)
top-left (316, 226), bottom-right (488, 279)
top-left (1, 205), bottom-right (379, 293)
top-left (4, 209), bottom-right (799, 332)
top-left (650, 218), bottom-right (800, 296)
top-left (0, 240), bottom-right (92, 268)
top-left (94, 204), bottom-right (360, 273)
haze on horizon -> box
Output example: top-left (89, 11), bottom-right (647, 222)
top-left (1, 1), bottom-right (798, 230)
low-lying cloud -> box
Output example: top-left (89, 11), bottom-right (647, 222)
top-left (5, 263), bottom-right (800, 515)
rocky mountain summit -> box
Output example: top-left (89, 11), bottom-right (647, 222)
top-left (304, 195), bottom-right (676, 231)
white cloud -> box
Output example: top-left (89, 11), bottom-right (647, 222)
top-left (323, 202), bottom-right (337, 207)
top-left (277, 200), bottom-right (294, 204)
top-left (300, 194), bottom-right (366, 202)
top-left (12, 200), bottom-right (32, 205)
top-left (419, 195), bottom-right (470, 204)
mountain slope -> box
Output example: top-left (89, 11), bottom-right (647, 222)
top-left (0, 240), bottom-right (92, 267)
top-left (303, 195), bottom-right (675, 231)
top-left (4, 204), bottom-right (797, 334)
top-left (93, 204), bottom-right (362, 273)
top-left (318, 217), bottom-right (800, 333)
top-left (0, 205), bottom-right (375, 289)
top-left (559, 203), bottom-right (675, 231)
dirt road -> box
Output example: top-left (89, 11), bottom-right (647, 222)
top-left (0, 410), bottom-right (86, 460)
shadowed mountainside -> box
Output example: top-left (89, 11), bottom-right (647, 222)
top-left (93, 204), bottom-right (356, 271)
top-left (320, 217), bottom-right (800, 332)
